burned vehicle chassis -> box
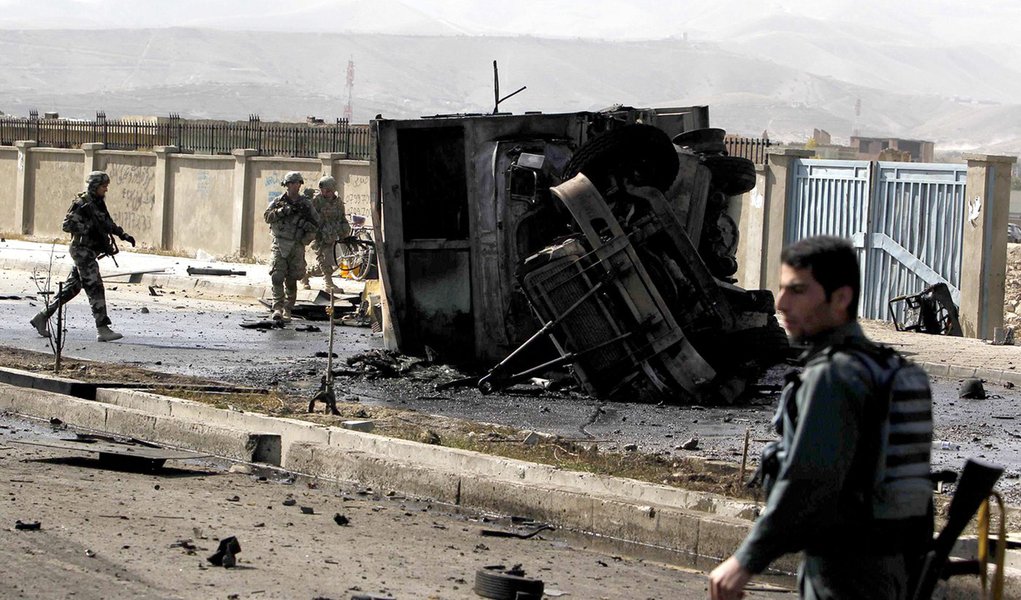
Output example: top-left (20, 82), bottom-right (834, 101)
top-left (372, 108), bottom-right (787, 405)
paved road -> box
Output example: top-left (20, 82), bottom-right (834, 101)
top-left (0, 270), bottom-right (1019, 504)
top-left (0, 413), bottom-right (796, 600)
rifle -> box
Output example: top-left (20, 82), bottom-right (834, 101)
top-left (910, 458), bottom-right (1004, 600)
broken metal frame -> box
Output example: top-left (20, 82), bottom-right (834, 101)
top-left (13, 434), bottom-right (211, 471)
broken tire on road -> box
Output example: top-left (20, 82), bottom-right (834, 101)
top-left (474, 564), bottom-right (544, 600)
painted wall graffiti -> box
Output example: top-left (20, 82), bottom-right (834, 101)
top-left (105, 159), bottom-right (156, 241)
top-left (341, 173), bottom-right (371, 221)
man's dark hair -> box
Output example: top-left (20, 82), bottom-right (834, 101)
top-left (781, 235), bottom-right (861, 318)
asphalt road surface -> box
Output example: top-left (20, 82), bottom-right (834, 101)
top-left (0, 413), bottom-right (796, 600)
top-left (0, 273), bottom-right (1019, 504)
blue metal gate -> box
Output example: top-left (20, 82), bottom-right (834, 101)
top-left (785, 159), bottom-right (967, 321)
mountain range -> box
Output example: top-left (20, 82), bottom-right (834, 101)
top-left (0, 8), bottom-right (1019, 155)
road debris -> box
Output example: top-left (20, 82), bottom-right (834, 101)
top-left (300, 506), bottom-right (315, 515)
top-left (14, 520), bottom-right (41, 531)
top-left (480, 525), bottom-right (554, 539)
top-left (333, 513), bottom-right (350, 526)
top-left (186, 266), bottom-right (247, 276)
top-left (207, 536), bottom-right (241, 568)
top-left (474, 564), bottom-right (544, 600)
top-left (959, 378), bottom-right (987, 399)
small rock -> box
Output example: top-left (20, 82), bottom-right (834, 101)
top-left (282, 498), bottom-right (297, 507)
top-left (300, 506), bottom-right (315, 515)
top-left (623, 443), bottom-right (638, 452)
top-left (680, 438), bottom-right (699, 450)
top-left (139, 307), bottom-right (150, 314)
top-left (229, 464), bottom-right (254, 475)
top-left (418, 430), bottom-right (441, 445)
top-left (333, 513), bottom-right (350, 526)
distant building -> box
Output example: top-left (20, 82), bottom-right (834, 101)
top-left (850, 135), bottom-right (934, 162)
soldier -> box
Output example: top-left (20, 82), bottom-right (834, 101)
top-left (709, 236), bottom-right (933, 600)
top-left (264, 171), bottom-right (319, 321)
top-left (299, 175), bottom-right (351, 293)
top-left (29, 170), bottom-right (135, 342)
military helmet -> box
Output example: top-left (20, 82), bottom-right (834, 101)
top-left (282, 171), bottom-right (304, 185)
top-left (317, 175), bottom-right (337, 191)
top-left (86, 170), bottom-right (110, 192)
top-left (958, 378), bottom-right (986, 399)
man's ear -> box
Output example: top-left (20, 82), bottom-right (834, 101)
top-left (831, 285), bottom-right (854, 319)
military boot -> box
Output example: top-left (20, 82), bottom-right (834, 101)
top-left (281, 307), bottom-right (293, 322)
top-left (96, 325), bottom-right (123, 342)
top-left (29, 311), bottom-right (51, 338)
top-left (272, 309), bottom-right (284, 321)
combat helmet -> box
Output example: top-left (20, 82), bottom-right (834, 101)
top-left (317, 175), bottom-right (337, 191)
top-left (958, 378), bottom-right (986, 399)
top-left (86, 170), bottom-right (110, 192)
top-left (282, 171), bottom-right (304, 185)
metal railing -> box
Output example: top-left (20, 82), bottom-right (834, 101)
top-left (0, 115), bottom-right (372, 160)
top-left (725, 135), bottom-right (772, 165)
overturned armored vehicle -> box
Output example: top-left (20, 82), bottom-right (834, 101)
top-left (370, 107), bottom-right (788, 404)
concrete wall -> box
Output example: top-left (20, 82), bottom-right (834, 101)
top-left (31, 149), bottom-right (84, 238)
top-left (0, 142), bottom-right (370, 260)
top-left (99, 151), bottom-right (157, 245)
top-left (0, 147), bottom-right (17, 232)
top-left (168, 155), bottom-right (236, 257)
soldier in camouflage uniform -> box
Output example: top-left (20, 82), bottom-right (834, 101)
top-left (264, 171), bottom-right (320, 321)
top-left (299, 175), bottom-right (351, 293)
top-left (30, 171), bottom-right (136, 342)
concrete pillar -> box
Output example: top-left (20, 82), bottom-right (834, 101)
top-left (232, 149), bottom-right (259, 257)
top-left (959, 153), bottom-right (1017, 339)
top-left (13, 140), bottom-right (36, 234)
top-left (761, 148), bottom-right (815, 294)
top-left (152, 146), bottom-right (179, 250)
top-left (732, 164), bottom-right (766, 289)
top-left (318, 152), bottom-right (343, 180)
top-left (81, 142), bottom-right (104, 175)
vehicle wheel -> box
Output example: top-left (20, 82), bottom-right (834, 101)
top-left (474, 565), bottom-right (544, 600)
top-left (671, 127), bottom-right (727, 155)
top-left (562, 124), bottom-right (679, 193)
top-left (703, 155), bottom-right (757, 196)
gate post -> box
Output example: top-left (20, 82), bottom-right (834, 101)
top-left (231, 148), bottom-right (259, 258)
top-left (13, 140), bottom-right (36, 234)
top-left (960, 153), bottom-right (1017, 339)
top-left (152, 146), bottom-right (179, 251)
top-left (760, 148), bottom-right (814, 294)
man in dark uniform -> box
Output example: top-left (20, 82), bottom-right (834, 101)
top-left (709, 236), bottom-right (933, 600)
top-left (29, 170), bottom-right (135, 342)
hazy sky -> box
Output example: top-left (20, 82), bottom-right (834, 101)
top-left (1, 0), bottom-right (1019, 48)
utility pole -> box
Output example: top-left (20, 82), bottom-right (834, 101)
top-left (344, 56), bottom-right (355, 121)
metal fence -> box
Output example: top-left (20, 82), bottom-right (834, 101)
top-left (725, 135), bottom-right (772, 165)
top-left (0, 116), bottom-right (372, 160)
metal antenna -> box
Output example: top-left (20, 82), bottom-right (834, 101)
top-left (492, 60), bottom-right (526, 115)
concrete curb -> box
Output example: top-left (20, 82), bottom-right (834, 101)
top-left (0, 381), bottom-right (797, 574)
top-left (3, 382), bottom-right (1020, 594)
top-left (917, 360), bottom-right (1021, 389)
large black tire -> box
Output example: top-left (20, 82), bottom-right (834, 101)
top-left (703, 155), bottom-right (757, 196)
top-left (474, 565), bottom-right (544, 600)
top-left (671, 127), bottom-right (727, 155)
top-left (562, 124), bottom-right (679, 193)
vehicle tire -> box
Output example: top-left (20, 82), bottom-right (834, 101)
top-left (562, 124), bottom-right (679, 193)
top-left (474, 565), bottom-right (544, 600)
top-left (671, 127), bottom-right (727, 155)
top-left (703, 155), bottom-right (757, 196)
